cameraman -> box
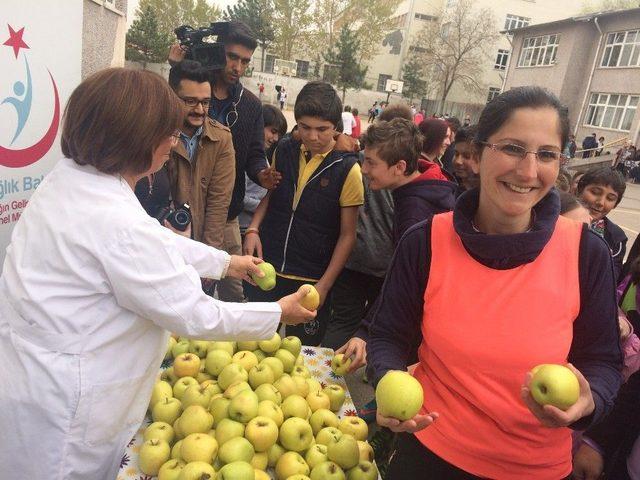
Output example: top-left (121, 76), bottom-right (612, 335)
top-left (169, 21), bottom-right (280, 302)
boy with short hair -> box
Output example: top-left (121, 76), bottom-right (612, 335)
top-left (577, 166), bottom-right (628, 279)
top-left (360, 118), bottom-right (456, 243)
top-left (451, 125), bottom-right (479, 194)
top-left (243, 81), bottom-right (364, 345)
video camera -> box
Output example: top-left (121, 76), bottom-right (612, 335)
top-left (174, 22), bottom-right (229, 71)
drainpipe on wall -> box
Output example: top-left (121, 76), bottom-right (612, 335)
top-left (500, 35), bottom-right (514, 94)
top-left (574, 16), bottom-right (603, 136)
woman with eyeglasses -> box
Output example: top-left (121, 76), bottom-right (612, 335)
top-left (368, 86), bottom-right (622, 479)
top-left (0, 68), bottom-right (316, 480)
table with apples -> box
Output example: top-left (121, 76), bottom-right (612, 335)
top-left (116, 334), bottom-right (380, 480)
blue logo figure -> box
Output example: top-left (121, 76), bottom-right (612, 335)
top-left (2, 57), bottom-right (32, 145)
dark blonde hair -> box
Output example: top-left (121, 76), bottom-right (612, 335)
top-left (361, 118), bottom-right (424, 175)
top-left (61, 68), bottom-right (184, 175)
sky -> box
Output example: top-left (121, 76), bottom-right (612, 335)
top-left (126, 0), bottom-right (238, 27)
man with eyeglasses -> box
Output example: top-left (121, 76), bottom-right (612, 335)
top-left (165, 60), bottom-right (235, 296)
top-left (170, 21), bottom-right (279, 302)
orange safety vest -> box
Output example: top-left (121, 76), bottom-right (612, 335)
top-left (413, 212), bottom-right (582, 479)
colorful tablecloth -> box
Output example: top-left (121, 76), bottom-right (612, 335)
top-left (116, 346), bottom-right (358, 480)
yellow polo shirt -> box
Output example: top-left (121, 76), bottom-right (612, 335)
top-left (271, 145), bottom-right (364, 281)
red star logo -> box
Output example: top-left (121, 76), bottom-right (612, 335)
top-left (4, 25), bottom-right (29, 59)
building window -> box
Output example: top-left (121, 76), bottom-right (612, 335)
top-left (415, 13), bottom-right (436, 21)
top-left (601, 30), bottom-right (640, 68)
top-left (504, 14), bottom-right (530, 31)
top-left (296, 60), bottom-right (309, 78)
top-left (585, 93), bottom-right (638, 131)
top-left (377, 74), bottom-right (392, 92)
top-left (495, 49), bottom-right (510, 70)
top-left (517, 34), bottom-right (559, 67)
top-left (487, 87), bottom-right (501, 103)
top-left (392, 13), bottom-right (408, 28)
top-left (264, 54), bottom-right (276, 73)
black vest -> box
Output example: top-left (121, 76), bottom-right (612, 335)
top-left (261, 138), bottom-right (358, 279)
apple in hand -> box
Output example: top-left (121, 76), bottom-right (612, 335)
top-left (327, 435), bottom-right (360, 470)
top-left (173, 353), bottom-right (201, 378)
top-left (281, 336), bottom-right (302, 358)
top-left (279, 417), bottom-right (314, 452)
top-left (251, 261), bottom-right (277, 291)
top-left (529, 363), bottom-right (580, 410)
top-left (258, 333), bottom-right (282, 354)
top-left (330, 354), bottom-right (352, 376)
top-left (180, 432), bottom-right (219, 463)
top-left (245, 415), bottom-right (279, 452)
top-left (275, 451), bottom-right (310, 480)
top-left (323, 384), bottom-right (346, 412)
top-left (176, 460), bottom-right (216, 480)
top-left (298, 284), bottom-right (320, 310)
top-left (338, 416), bottom-right (368, 441)
top-left (218, 436), bottom-right (255, 464)
top-left (346, 461), bottom-right (379, 480)
top-left (310, 461), bottom-right (345, 480)
top-left (375, 370), bottom-right (424, 421)
top-left (157, 458), bottom-right (185, 480)
top-left (139, 438), bottom-right (171, 476)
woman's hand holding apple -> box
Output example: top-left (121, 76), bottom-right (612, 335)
top-left (336, 337), bottom-right (367, 373)
top-left (520, 363), bottom-right (595, 428)
top-left (277, 287), bottom-right (318, 325)
top-left (376, 410), bottom-right (439, 434)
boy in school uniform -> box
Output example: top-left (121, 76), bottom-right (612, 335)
top-left (243, 81), bottom-right (364, 345)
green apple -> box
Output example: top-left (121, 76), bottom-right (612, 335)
top-left (338, 416), bottom-right (368, 441)
top-left (249, 364), bottom-right (276, 389)
top-left (218, 363), bottom-right (249, 391)
top-left (181, 385), bottom-right (212, 409)
top-left (144, 421), bottom-right (175, 444)
top-left (173, 377), bottom-right (199, 401)
top-left (282, 394), bottom-right (311, 420)
top-left (281, 336), bottom-right (302, 358)
top-left (139, 438), bottom-right (171, 476)
top-left (251, 261), bottom-right (277, 291)
top-left (274, 374), bottom-right (298, 399)
top-left (161, 366), bottom-right (180, 386)
top-left (310, 461), bottom-right (345, 480)
top-left (179, 405), bottom-right (214, 436)
top-left (309, 409), bottom-right (339, 435)
top-left (216, 418), bottom-right (246, 445)
top-left (158, 458), bottom-right (186, 480)
top-left (228, 390), bottom-right (259, 423)
top-left (292, 375), bottom-right (310, 398)
top-left (174, 353), bottom-right (202, 378)
top-left (218, 436), bottom-right (255, 464)
top-left (298, 284), bottom-right (320, 310)
top-left (279, 417), bottom-right (314, 452)
top-left (233, 350), bottom-right (260, 372)
top-left (375, 370), bottom-right (424, 421)
top-left (238, 340), bottom-right (259, 351)
top-left (346, 461), bottom-right (378, 480)
top-left (315, 427), bottom-right (343, 448)
top-left (210, 341), bottom-right (237, 356)
top-left (173, 418), bottom-right (185, 440)
top-left (150, 380), bottom-right (174, 410)
top-left (245, 415), bottom-right (279, 452)
top-left (287, 476), bottom-right (312, 480)
top-left (260, 357), bottom-right (285, 380)
top-left (171, 440), bottom-right (183, 460)
top-left (217, 460), bottom-right (256, 479)
top-left (323, 384), bottom-right (346, 412)
top-left (201, 380), bottom-right (222, 397)
top-left (251, 451), bottom-right (269, 470)
top-left (224, 381), bottom-right (252, 399)
top-left (166, 336), bottom-right (178, 359)
top-left (253, 349), bottom-right (267, 363)
top-left (257, 400), bottom-right (284, 427)
top-left (267, 443), bottom-right (286, 468)
top-left (529, 363), bottom-right (580, 410)
top-left (295, 355), bottom-right (305, 367)
top-left (356, 441), bottom-right (374, 462)
top-left (209, 395), bottom-right (231, 427)
top-left (327, 435), bottom-right (359, 470)
top-left (275, 451), bottom-right (310, 480)
top-left (196, 371), bottom-right (214, 384)
top-left (275, 349), bottom-right (296, 373)
top-left (258, 333), bottom-right (282, 354)
top-left (306, 391), bottom-right (331, 412)
top-left (330, 354), bottom-right (352, 377)
top-left (176, 460), bottom-right (216, 480)
top-left (305, 443), bottom-right (329, 469)
top-left (254, 384), bottom-right (282, 405)
top-left (254, 468), bottom-right (270, 480)
top-left (292, 365), bottom-right (311, 379)
top-left (172, 339), bottom-right (191, 358)
top-left (205, 349), bottom-right (233, 376)
top-left (189, 340), bottom-right (210, 358)
top-left (180, 432), bottom-right (219, 463)
top-left (153, 397), bottom-right (183, 425)
top-left (307, 378), bottom-right (322, 394)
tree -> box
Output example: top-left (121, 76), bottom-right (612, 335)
top-left (324, 25), bottom-right (368, 101)
top-left (402, 57), bottom-right (427, 103)
top-left (224, 0), bottom-right (276, 71)
top-left (581, 0), bottom-right (639, 12)
top-left (125, 5), bottom-right (172, 68)
top-left (272, 0), bottom-right (313, 60)
top-left (412, 0), bottom-right (499, 111)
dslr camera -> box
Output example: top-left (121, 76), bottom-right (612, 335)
top-left (156, 203), bottom-right (192, 232)
top-left (174, 22), bottom-right (229, 71)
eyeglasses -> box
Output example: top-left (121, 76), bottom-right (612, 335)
top-left (480, 142), bottom-right (564, 163)
top-left (179, 97), bottom-right (211, 109)
top-left (170, 130), bottom-right (181, 146)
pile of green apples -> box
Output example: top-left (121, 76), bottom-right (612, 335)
top-left (141, 333), bottom-right (379, 480)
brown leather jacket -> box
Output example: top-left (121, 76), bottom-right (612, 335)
top-left (167, 118), bottom-right (235, 248)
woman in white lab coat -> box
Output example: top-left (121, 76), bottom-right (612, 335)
top-left (0, 68), bottom-right (314, 480)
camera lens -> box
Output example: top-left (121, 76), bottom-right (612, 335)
top-left (174, 210), bottom-right (190, 226)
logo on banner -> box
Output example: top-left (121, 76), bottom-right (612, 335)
top-left (1, 24), bottom-right (60, 168)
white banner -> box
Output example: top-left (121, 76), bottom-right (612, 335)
top-left (0, 2), bottom-right (83, 263)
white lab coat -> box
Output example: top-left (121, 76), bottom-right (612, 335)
top-left (0, 157), bottom-right (282, 479)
